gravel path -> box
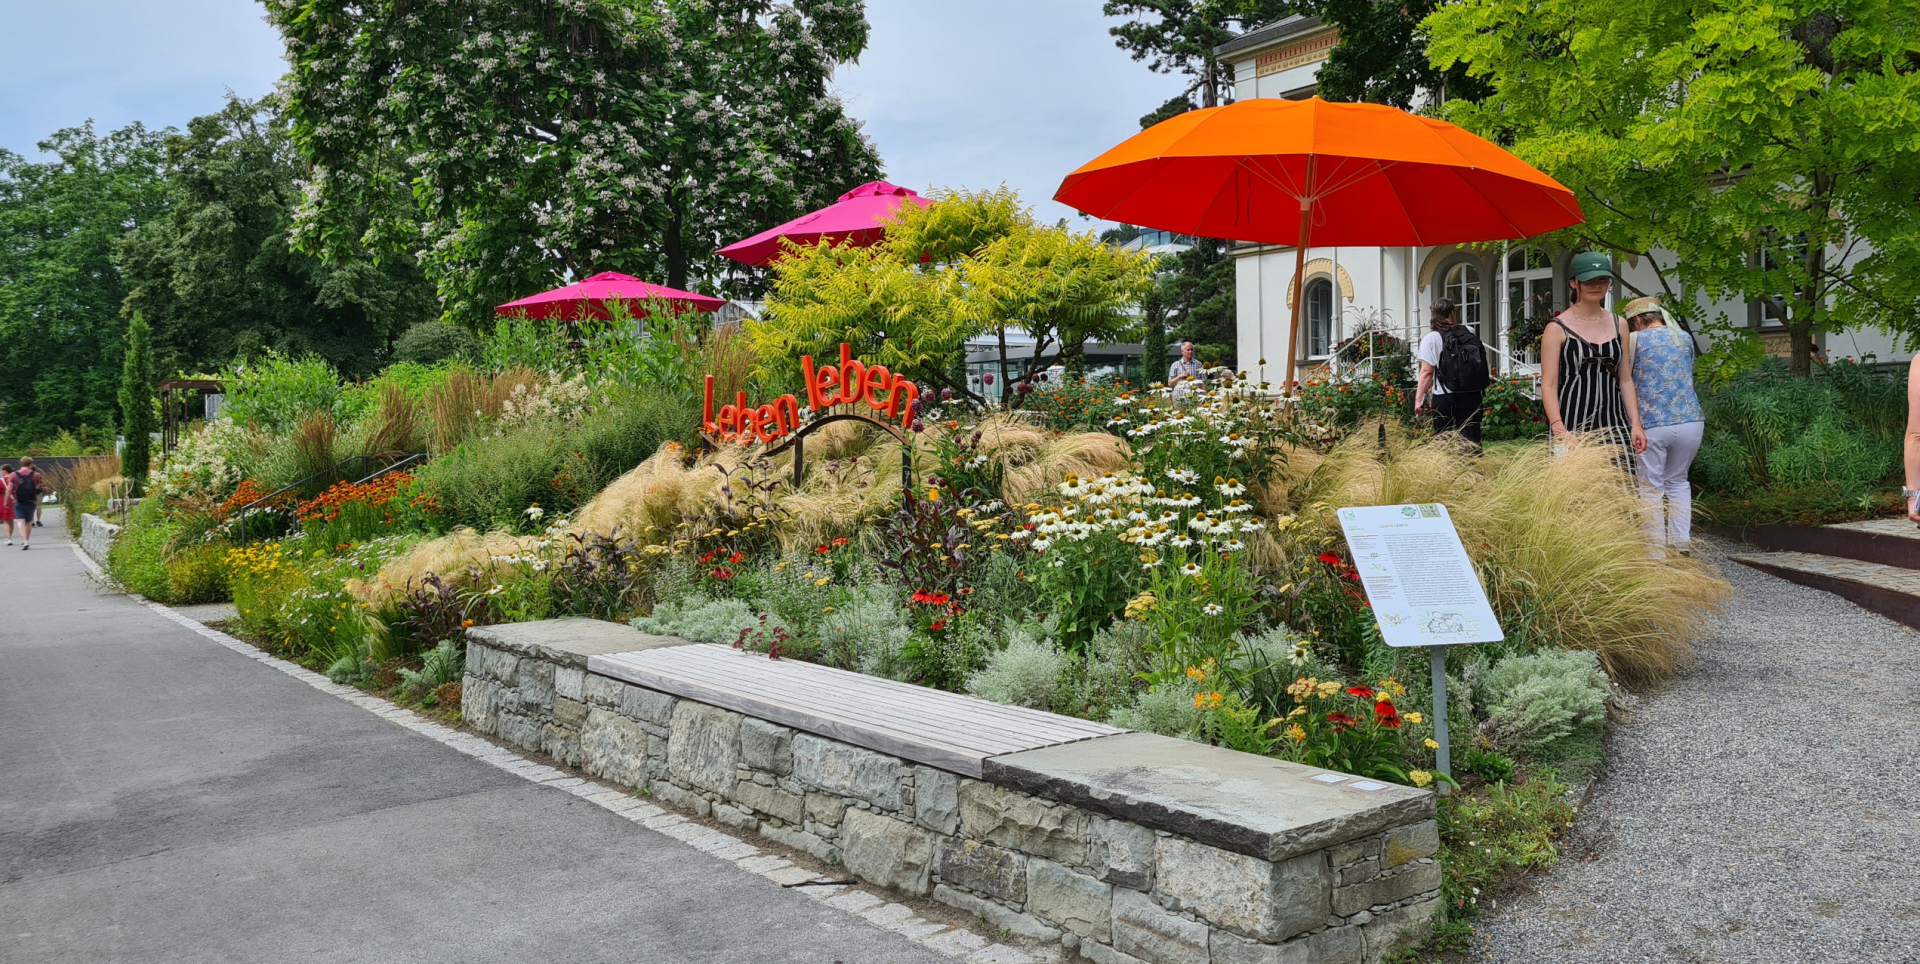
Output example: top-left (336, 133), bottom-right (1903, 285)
top-left (1471, 537), bottom-right (1920, 964)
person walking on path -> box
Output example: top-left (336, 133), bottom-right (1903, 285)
top-left (1, 464), bottom-right (15, 546)
top-left (1168, 341), bottom-right (1205, 400)
top-left (1541, 252), bottom-right (1642, 466)
top-left (12, 457), bottom-right (43, 549)
top-left (1904, 352), bottom-right (1920, 523)
top-left (1621, 297), bottom-right (1704, 554)
top-left (1415, 297), bottom-right (1492, 449)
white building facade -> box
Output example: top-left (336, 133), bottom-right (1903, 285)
top-left (1215, 18), bottom-right (1902, 387)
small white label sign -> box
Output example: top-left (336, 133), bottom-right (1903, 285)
top-left (1335, 503), bottom-right (1505, 649)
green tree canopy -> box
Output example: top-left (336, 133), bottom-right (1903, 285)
top-left (0, 122), bottom-right (170, 446)
top-left (119, 312), bottom-right (155, 484)
top-left (750, 189), bottom-right (1153, 400)
top-left (116, 96), bottom-right (438, 379)
top-left (265, 0), bottom-right (884, 325)
top-left (1427, 0), bottom-right (1920, 374)
top-left (1104, 1), bottom-right (1294, 108)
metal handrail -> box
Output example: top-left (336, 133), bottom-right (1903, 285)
top-left (230, 452), bottom-right (427, 542)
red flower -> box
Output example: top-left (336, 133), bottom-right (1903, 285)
top-left (832, 536), bottom-right (850, 547)
top-left (1346, 686), bottom-right (1375, 699)
top-left (729, 552), bottom-right (747, 564)
top-left (699, 551), bottom-right (717, 565)
top-left (1327, 711), bottom-right (1357, 729)
top-left (929, 619), bottom-right (947, 631)
top-left (1374, 701), bottom-right (1401, 728)
top-left (1318, 552), bottom-right (1344, 567)
top-left (710, 567), bottom-right (734, 580)
top-left (815, 545), bottom-right (831, 554)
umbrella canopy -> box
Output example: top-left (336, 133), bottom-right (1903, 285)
top-left (496, 271), bottom-right (725, 320)
top-left (717, 181), bottom-right (932, 267)
top-left (1055, 97), bottom-right (1581, 247)
top-left (1053, 96), bottom-right (1583, 389)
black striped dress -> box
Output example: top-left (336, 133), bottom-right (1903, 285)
top-left (1552, 317), bottom-right (1633, 462)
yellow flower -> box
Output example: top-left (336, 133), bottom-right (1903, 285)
top-left (928, 487), bottom-right (942, 502)
top-left (1405, 711), bottom-right (1424, 725)
top-left (1287, 706), bottom-right (1307, 719)
top-left (1424, 738), bottom-right (1440, 750)
top-left (822, 606), bottom-right (835, 613)
top-left (1408, 770), bottom-right (1434, 788)
top-left (1192, 691), bottom-right (1225, 710)
top-left (1185, 663), bottom-right (1207, 681)
top-left (815, 577), bottom-right (832, 586)
top-left (1284, 724), bottom-right (1308, 743)
top-left (1316, 681), bottom-right (1341, 700)
top-left (1126, 591), bottom-right (1160, 621)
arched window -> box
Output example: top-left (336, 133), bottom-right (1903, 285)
top-left (1305, 278), bottom-right (1334, 358)
top-left (1442, 262), bottom-right (1482, 337)
top-left (1506, 246), bottom-right (1554, 361)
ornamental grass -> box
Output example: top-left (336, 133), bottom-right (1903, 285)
top-left (1278, 422), bottom-right (1729, 685)
top-left (347, 527), bottom-right (541, 610)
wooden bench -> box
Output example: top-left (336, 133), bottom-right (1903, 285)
top-left (588, 644), bottom-right (1126, 778)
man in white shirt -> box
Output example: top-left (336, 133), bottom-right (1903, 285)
top-left (1168, 341), bottom-right (1204, 400)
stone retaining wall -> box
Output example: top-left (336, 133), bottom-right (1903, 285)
top-left (81, 513), bottom-right (121, 566)
top-left (465, 621), bottom-right (1441, 964)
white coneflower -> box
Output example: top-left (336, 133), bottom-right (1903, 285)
top-left (1203, 603), bottom-right (1225, 616)
top-left (1220, 539), bottom-right (1247, 553)
top-left (1171, 535), bottom-right (1195, 548)
top-left (1180, 562), bottom-right (1203, 577)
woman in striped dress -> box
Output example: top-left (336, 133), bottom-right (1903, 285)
top-left (1541, 252), bottom-right (1642, 466)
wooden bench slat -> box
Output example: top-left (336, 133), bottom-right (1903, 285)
top-left (588, 644), bottom-right (1126, 777)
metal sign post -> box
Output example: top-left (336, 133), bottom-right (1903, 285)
top-left (1335, 503), bottom-right (1504, 789)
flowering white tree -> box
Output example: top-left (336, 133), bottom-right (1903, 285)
top-left (266, 0), bottom-right (883, 324)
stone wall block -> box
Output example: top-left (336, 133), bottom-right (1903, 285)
top-left (497, 711), bottom-right (542, 752)
top-left (1359, 898), bottom-right (1438, 962)
top-left (1156, 836), bottom-right (1328, 943)
top-left (1210, 925), bottom-right (1362, 964)
top-left (554, 665), bottom-right (586, 701)
top-left (667, 701), bottom-right (742, 795)
top-left (554, 696), bottom-right (589, 727)
top-left (1091, 816), bottom-right (1157, 890)
top-left (1332, 860), bottom-right (1441, 917)
top-left (581, 707), bottom-right (649, 788)
top-left (517, 658), bottom-right (556, 712)
top-left (1027, 858), bottom-right (1112, 942)
top-left (1111, 887), bottom-right (1208, 964)
top-left (915, 766), bottom-right (960, 834)
top-left (740, 718), bottom-right (794, 775)
top-left (541, 722), bottom-right (582, 766)
top-left (938, 839), bottom-right (1028, 903)
top-left (736, 780), bottom-right (806, 825)
top-left (1381, 821), bottom-right (1439, 869)
top-left (463, 675), bottom-right (500, 733)
top-left (620, 686), bottom-right (677, 726)
top-left (582, 673), bottom-right (626, 708)
top-left (805, 792), bottom-right (847, 827)
top-left (761, 822), bottom-right (836, 864)
top-left (644, 733), bottom-right (671, 780)
top-left (1325, 835), bottom-right (1381, 870)
top-left (793, 735), bottom-right (903, 811)
top-left (933, 885), bottom-right (1062, 941)
top-left (1337, 857), bottom-right (1380, 887)
top-left (958, 780), bottom-right (1089, 866)
top-left (469, 644), bottom-right (517, 685)
top-left (839, 809), bottom-right (935, 896)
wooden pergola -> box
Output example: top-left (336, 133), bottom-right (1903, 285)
top-left (159, 379), bottom-right (223, 452)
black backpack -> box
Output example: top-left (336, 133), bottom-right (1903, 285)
top-left (1437, 325), bottom-right (1491, 393)
top-left (13, 470), bottom-right (37, 504)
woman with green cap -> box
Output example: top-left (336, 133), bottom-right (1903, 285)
top-left (1540, 252), bottom-right (1643, 465)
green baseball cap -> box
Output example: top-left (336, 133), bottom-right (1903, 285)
top-left (1570, 251), bottom-right (1615, 282)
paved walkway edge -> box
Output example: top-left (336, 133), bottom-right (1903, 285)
top-left (67, 544), bottom-right (1045, 964)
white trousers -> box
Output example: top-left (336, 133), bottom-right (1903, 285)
top-left (1637, 421), bottom-right (1704, 547)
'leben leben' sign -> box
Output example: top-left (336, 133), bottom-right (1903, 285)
top-left (702, 343), bottom-right (919, 444)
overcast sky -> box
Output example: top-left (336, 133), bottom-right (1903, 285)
top-left (0, 0), bottom-right (1185, 226)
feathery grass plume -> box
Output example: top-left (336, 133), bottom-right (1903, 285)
top-left (702, 324), bottom-right (757, 405)
top-left (1291, 422), bottom-right (1728, 685)
top-left (360, 383), bottom-right (423, 457)
top-left (426, 365), bottom-right (540, 452)
top-left (348, 526), bottom-right (541, 610)
top-left (292, 410), bottom-right (338, 480)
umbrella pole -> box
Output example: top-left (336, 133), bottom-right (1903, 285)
top-left (1281, 200), bottom-right (1313, 398)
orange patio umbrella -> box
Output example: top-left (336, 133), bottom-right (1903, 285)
top-left (1055, 97), bottom-right (1584, 392)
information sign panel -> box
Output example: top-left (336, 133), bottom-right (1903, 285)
top-left (1335, 503), bottom-right (1504, 649)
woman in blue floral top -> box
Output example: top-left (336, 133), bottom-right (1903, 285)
top-left (1620, 297), bottom-right (1704, 555)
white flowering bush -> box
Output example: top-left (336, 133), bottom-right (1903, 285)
top-left (151, 417), bottom-right (253, 501)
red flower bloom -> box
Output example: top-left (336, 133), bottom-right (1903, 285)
top-left (1327, 711), bottom-right (1357, 730)
top-left (929, 619), bottom-right (947, 631)
top-left (1318, 552), bottom-right (1344, 566)
top-left (710, 567), bottom-right (734, 580)
top-left (815, 545), bottom-right (831, 554)
top-left (832, 536), bottom-right (850, 547)
top-left (1346, 686), bottom-right (1375, 699)
top-left (1374, 701), bottom-right (1401, 728)
top-left (729, 552), bottom-right (747, 564)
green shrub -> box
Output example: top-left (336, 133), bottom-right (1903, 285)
top-left (812, 583), bottom-right (915, 678)
top-left (1474, 649), bottom-right (1609, 756)
top-left (221, 354), bottom-right (344, 432)
top-left (1694, 357), bottom-right (1901, 514)
top-left (1478, 376), bottom-right (1546, 442)
top-left (398, 638), bottom-right (465, 700)
top-left (165, 541), bottom-right (231, 604)
top-left (966, 624), bottom-right (1066, 710)
top-left (1021, 374), bottom-right (1136, 432)
top-left (1108, 676), bottom-right (1205, 738)
top-left (394, 322), bottom-right (477, 365)
top-left (1766, 414), bottom-right (1889, 492)
top-left (631, 596), bottom-right (761, 643)
top-left (107, 503), bottom-right (176, 599)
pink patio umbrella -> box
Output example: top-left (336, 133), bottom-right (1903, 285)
top-left (495, 271), bottom-right (726, 320)
top-left (717, 181), bottom-right (932, 266)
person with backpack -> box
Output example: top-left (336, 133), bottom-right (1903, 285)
top-left (1415, 298), bottom-right (1492, 448)
top-left (12, 457), bottom-right (43, 549)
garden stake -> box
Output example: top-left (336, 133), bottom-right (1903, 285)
top-left (1430, 644), bottom-right (1451, 793)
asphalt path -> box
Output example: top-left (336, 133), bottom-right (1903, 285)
top-left (0, 511), bottom-right (952, 964)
